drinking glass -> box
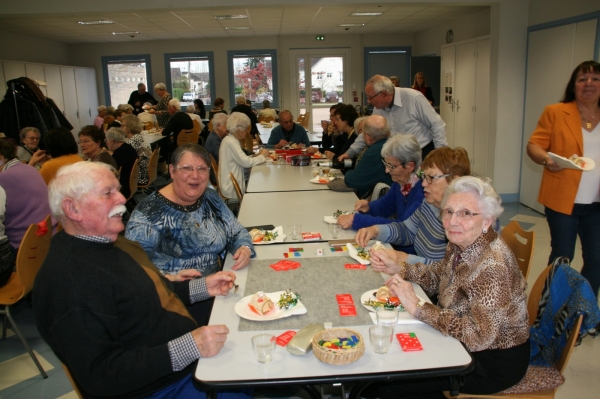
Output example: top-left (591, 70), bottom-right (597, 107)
top-left (287, 224), bottom-right (302, 240)
top-left (252, 334), bottom-right (276, 363)
top-left (328, 223), bottom-right (341, 239)
top-left (376, 308), bottom-right (399, 332)
top-left (369, 325), bottom-right (393, 354)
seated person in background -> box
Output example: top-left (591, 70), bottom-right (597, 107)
top-left (121, 114), bottom-right (151, 186)
top-left (128, 83), bottom-right (157, 115)
top-left (39, 127), bottom-right (83, 185)
top-left (355, 146), bottom-right (471, 265)
top-left (120, 103), bottom-right (134, 115)
top-left (78, 125), bottom-right (117, 169)
top-left (205, 112), bottom-right (228, 163)
top-left (137, 102), bottom-right (158, 126)
top-left (0, 193), bottom-right (13, 287)
top-left (194, 99), bottom-right (206, 119)
top-left (208, 97), bottom-right (227, 120)
top-left (16, 126), bottom-right (47, 169)
top-left (105, 127), bottom-right (139, 199)
top-left (218, 112), bottom-right (270, 202)
top-left (102, 106), bottom-right (115, 128)
top-left (162, 98), bottom-right (193, 145)
top-left (93, 105), bottom-right (106, 128)
top-left (245, 99), bottom-right (257, 115)
top-left (324, 104), bottom-right (359, 160)
top-left (108, 109), bottom-right (124, 128)
top-left (321, 103), bottom-right (343, 152)
top-left (342, 115), bottom-right (392, 199)
top-left (267, 110), bottom-right (316, 153)
top-left (257, 100), bottom-right (278, 121)
top-left (34, 161), bottom-right (247, 399)
top-left (368, 176), bottom-right (529, 398)
top-left (232, 96), bottom-right (259, 139)
top-left (186, 104), bottom-right (205, 129)
top-left (338, 134), bottom-right (424, 241)
top-left (0, 139), bottom-right (55, 256)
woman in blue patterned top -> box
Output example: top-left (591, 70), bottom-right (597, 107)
top-left (125, 144), bottom-right (255, 279)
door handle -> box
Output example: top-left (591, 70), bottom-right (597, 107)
top-left (455, 99), bottom-right (460, 112)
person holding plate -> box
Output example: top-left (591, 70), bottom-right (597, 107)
top-left (527, 60), bottom-right (600, 297)
top-left (368, 176), bottom-right (529, 398)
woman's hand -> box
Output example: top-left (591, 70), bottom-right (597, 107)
top-left (29, 150), bottom-right (47, 166)
top-left (337, 214), bottom-right (354, 229)
top-left (385, 275), bottom-right (420, 316)
top-left (257, 148), bottom-right (270, 158)
top-left (545, 158), bottom-right (563, 173)
top-left (172, 268), bottom-right (202, 281)
top-left (205, 271), bottom-right (237, 296)
top-left (355, 226), bottom-right (378, 247)
top-left (370, 249), bottom-right (405, 275)
top-left (232, 246), bottom-right (252, 270)
top-left (354, 199), bottom-right (369, 213)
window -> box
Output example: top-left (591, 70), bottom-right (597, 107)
top-left (102, 55), bottom-right (152, 106)
top-left (228, 50), bottom-right (278, 108)
top-left (326, 72), bottom-right (332, 78)
top-left (165, 52), bottom-right (215, 106)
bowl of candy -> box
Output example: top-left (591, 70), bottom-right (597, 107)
top-left (312, 328), bottom-right (364, 365)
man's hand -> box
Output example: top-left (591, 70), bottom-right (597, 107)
top-left (337, 153), bottom-right (350, 161)
top-left (172, 269), bottom-right (202, 281)
top-left (354, 199), bottom-right (369, 213)
top-left (305, 146), bottom-right (317, 155)
top-left (325, 150), bottom-right (335, 160)
top-left (370, 249), bottom-right (405, 275)
top-left (385, 275), bottom-right (420, 316)
top-left (276, 139), bottom-right (289, 149)
top-left (355, 226), bottom-right (379, 247)
top-left (337, 214), bottom-right (354, 229)
top-left (191, 325), bottom-right (229, 357)
top-left (231, 246), bottom-right (252, 270)
top-left (205, 271), bottom-right (237, 296)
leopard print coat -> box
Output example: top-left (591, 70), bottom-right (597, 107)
top-left (403, 228), bottom-right (529, 352)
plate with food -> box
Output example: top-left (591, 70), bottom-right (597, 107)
top-left (249, 226), bottom-right (286, 244)
top-left (234, 290), bottom-right (306, 321)
top-left (310, 176), bottom-right (334, 184)
top-left (346, 241), bottom-right (385, 265)
top-left (324, 210), bottom-right (351, 224)
top-left (361, 286), bottom-right (428, 313)
top-left (548, 152), bottom-right (595, 171)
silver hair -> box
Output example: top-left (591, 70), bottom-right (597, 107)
top-left (381, 134), bottom-right (422, 168)
top-left (19, 127), bottom-right (40, 141)
top-left (48, 162), bottom-right (115, 221)
top-left (366, 75), bottom-right (395, 95)
top-left (105, 127), bottom-right (127, 142)
top-left (226, 112), bottom-right (250, 135)
top-left (154, 83), bottom-right (166, 91)
top-left (354, 116), bottom-right (367, 134)
top-left (212, 112), bottom-right (228, 128)
top-left (97, 105), bottom-right (107, 113)
top-left (121, 114), bottom-right (142, 135)
top-left (168, 98), bottom-right (181, 111)
top-left (186, 105), bottom-right (195, 113)
top-left (441, 176), bottom-right (504, 221)
top-left (236, 95), bottom-right (246, 105)
top-left (106, 106), bottom-right (115, 115)
top-left (363, 115), bottom-right (390, 141)
top-left (118, 104), bottom-right (133, 113)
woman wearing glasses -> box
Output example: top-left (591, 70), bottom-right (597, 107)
top-left (367, 176), bottom-right (529, 398)
top-left (355, 146), bottom-right (470, 265)
top-left (16, 127), bottom-right (47, 169)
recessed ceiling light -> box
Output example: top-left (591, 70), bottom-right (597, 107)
top-left (112, 31), bottom-right (139, 35)
top-left (78, 20), bottom-right (114, 25)
top-left (338, 24), bottom-right (365, 27)
top-left (225, 27), bottom-right (251, 30)
top-left (215, 15), bottom-right (248, 20)
top-left (350, 12), bottom-right (383, 16)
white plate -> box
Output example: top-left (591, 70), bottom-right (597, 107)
top-left (234, 291), bottom-right (307, 321)
top-left (360, 289), bottom-right (426, 313)
top-left (346, 242), bottom-right (370, 265)
top-left (548, 152), bottom-right (595, 171)
top-left (252, 226), bottom-right (286, 245)
top-left (310, 176), bottom-right (334, 184)
top-left (323, 216), bottom-right (338, 224)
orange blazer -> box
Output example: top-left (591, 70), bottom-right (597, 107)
top-left (528, 101), bottom-right (585, 215)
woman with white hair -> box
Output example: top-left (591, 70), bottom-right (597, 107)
top-left (151, 83), bottom-right (172, 128)
top-left (231, 95), bottom-right (259, 139)
top-left (218, 112), bottom-right (269, 202)
top-left (105, 127), bottom-right (139, 199)
top-left (367, 176), bottom-right (529, 398)
top-left (121, 114), bottom-right (151, 186)
top-left (94, 105), bottom-right (107, 128)
top-left (185, 104), bottom-right (204, 128)
top-left (16, 126), bottom-right (47, 169)
top-left (205, 112), bottom-right (228, 163)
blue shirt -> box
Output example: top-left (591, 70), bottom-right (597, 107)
top-left (267, 123), bottom-right (311, 148)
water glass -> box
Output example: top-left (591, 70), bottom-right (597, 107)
top-left (328, 223), bottom-right (341, 239)
top-left (369, 325), bottom-right (393, 354)
top-left (376, 308), bottom-right (399, 331)
top-left (288, 223), bottom-right (302, 240)
top-left (252, 334), bottom-right (276, 363)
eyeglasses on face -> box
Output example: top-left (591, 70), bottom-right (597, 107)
top-left (174, 165), bottom-right (210, 175)
top-left (25, 136), bottom-right (40, 141)
top-left (367, 91), bottom-right (383, 101)
top-left (439, 208), bottom-right (481, 220)
top-left (78, 140), bottom-right (94, 145)
top-left (381, 158), bottom-right (405, 171)
top-left (420, 173), bottom-right (451, 184)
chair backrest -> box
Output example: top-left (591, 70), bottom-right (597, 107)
top-left (61, 363), bottom-right (84, 399)
top-left (192, 119), bottom-right (201, 135)
top-left (556, 314), bottom-right (583, 373)
top-left (208, 120), bottom-right (213, 132)
top-left (501, 221), bottom-right (535, 280)
top-left (143, 121), bottom-right (154, 130)
top-left (15, 214), bottom-right (52, 295)
top-left (370, 182), bottom-right (390, 201)
top-left (177, 128), bottom-right (198, 146)
top-left (527, 264), bottom-right (553, 327)
top-left (298, 112), bottom-right (310, 129)
top-left (230, 172), bottom-right (243, 202)
top-left (209, 153), bottom-right (218, 176)
top-left (127, 158), bottom-right (140, 201)
top-left (144, 148), bottom-right (160, 187)
top-left (102, 123), bottom-right (108, 132)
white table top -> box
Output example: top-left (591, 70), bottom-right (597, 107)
top-left (238, 191), bottom-right (359, 241)
top-left (141, 131), bottom-right (166, 146)
top-left (195, 242), bottom-right (472, 389)
top-left (247, 163), bottom-right (340, 193)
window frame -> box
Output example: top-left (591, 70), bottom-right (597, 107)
top-left (101, 54), bottom-right (153, 106)
top-left (164, 52), bottom-right (216, 107)
top-left (227, 49), bottom-right (278, 109)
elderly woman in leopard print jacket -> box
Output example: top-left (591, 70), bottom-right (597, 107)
top-left (369, 176), bottom-right (530, 399)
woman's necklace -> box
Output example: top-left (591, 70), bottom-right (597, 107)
top-left (580, 107), bottom-right (599, 130)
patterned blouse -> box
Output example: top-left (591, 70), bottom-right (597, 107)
top-left (126, 134), bottom-right (151, 185)
top-left (124, 188), bottom-right (255, 276)
top-left (401, 229), bottom-right (529, 352)
top-left (156, 93), bottom-right (172, 128)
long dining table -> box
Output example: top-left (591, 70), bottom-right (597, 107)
top-left (246, 163), bottom-right (339, 193)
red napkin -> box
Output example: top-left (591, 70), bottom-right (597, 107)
top-left (269, 260), bottom-right (301, 271)
top-left (36, 220), bottom-right (49, 236)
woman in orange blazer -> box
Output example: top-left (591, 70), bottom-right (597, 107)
top-left (527, 60), bottom-right (600, 298)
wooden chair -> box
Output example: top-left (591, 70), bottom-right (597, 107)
top-left (230, 172), bottom-right (243, 202)
top-left (192, 119), bottom-right (202, 136)
top-left (142, 121), bottom-right (154, 130)
top-left (297, 112), bottom-right (310, 129)
top-left (370, 182), bottom-right (390, 201)
top-left (208, 119), bottom-right (213, 133)
top-left (208, 154), bottom-right (227, 200)
top-left (0, 215), bottom-right (52, 378)
top-left (127, 158), bottom-right (140, 202)
top-left (239, 125), bottom-right (254, 153)
top-left (137, 148), bottom-right (160, 194)
top-left (177, 128), bottom-right (199, 146)
top-left (61, 363), bottom-right (84, 399)
top-left (443, 264), bottom-right (584, 399)
top-left (501, 221), bottom-right (535, 280)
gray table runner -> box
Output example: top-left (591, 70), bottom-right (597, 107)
top-left (238, 257), bottom-right (387, 331)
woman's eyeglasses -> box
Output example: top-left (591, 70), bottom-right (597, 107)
top-left (174, 165), bottom-right (210, 175)
top-left (420, 173), bottom-right (450, 184)
top-left (381, 158), bottom-right (405, 171)
top-left (78, 140), bottom-right (93, 145)
top-left (439, 209), bottom-right (481, 220)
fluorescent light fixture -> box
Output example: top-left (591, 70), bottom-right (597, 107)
top-left (78, 20), bottom-right (114, 25)
top-left (215, 15), bottom-right (248, 20)
top-left (350, 12), bottom-right (383, 16)
top-left (225, 27), bottom-right (251, 30)
top-left (338, 24), bottom-right (365, 27)
top-left (112, 31), bottom-right (139, 35)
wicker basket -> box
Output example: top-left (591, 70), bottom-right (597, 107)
top-left (312, 328), bottom-right (364, 365)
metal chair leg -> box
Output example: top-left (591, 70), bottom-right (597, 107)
top-left (5, 306), bottom-right (48, 378)
top-left (2, 310), bottom-right (8, 340)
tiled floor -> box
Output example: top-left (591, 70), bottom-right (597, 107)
top-left (0, 202), bottom-right (598, 399)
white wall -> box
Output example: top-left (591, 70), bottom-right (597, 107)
top-left (528, 0), bottom-right (600, 26)
top-left (0, 30), bottom-right (69, 66)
